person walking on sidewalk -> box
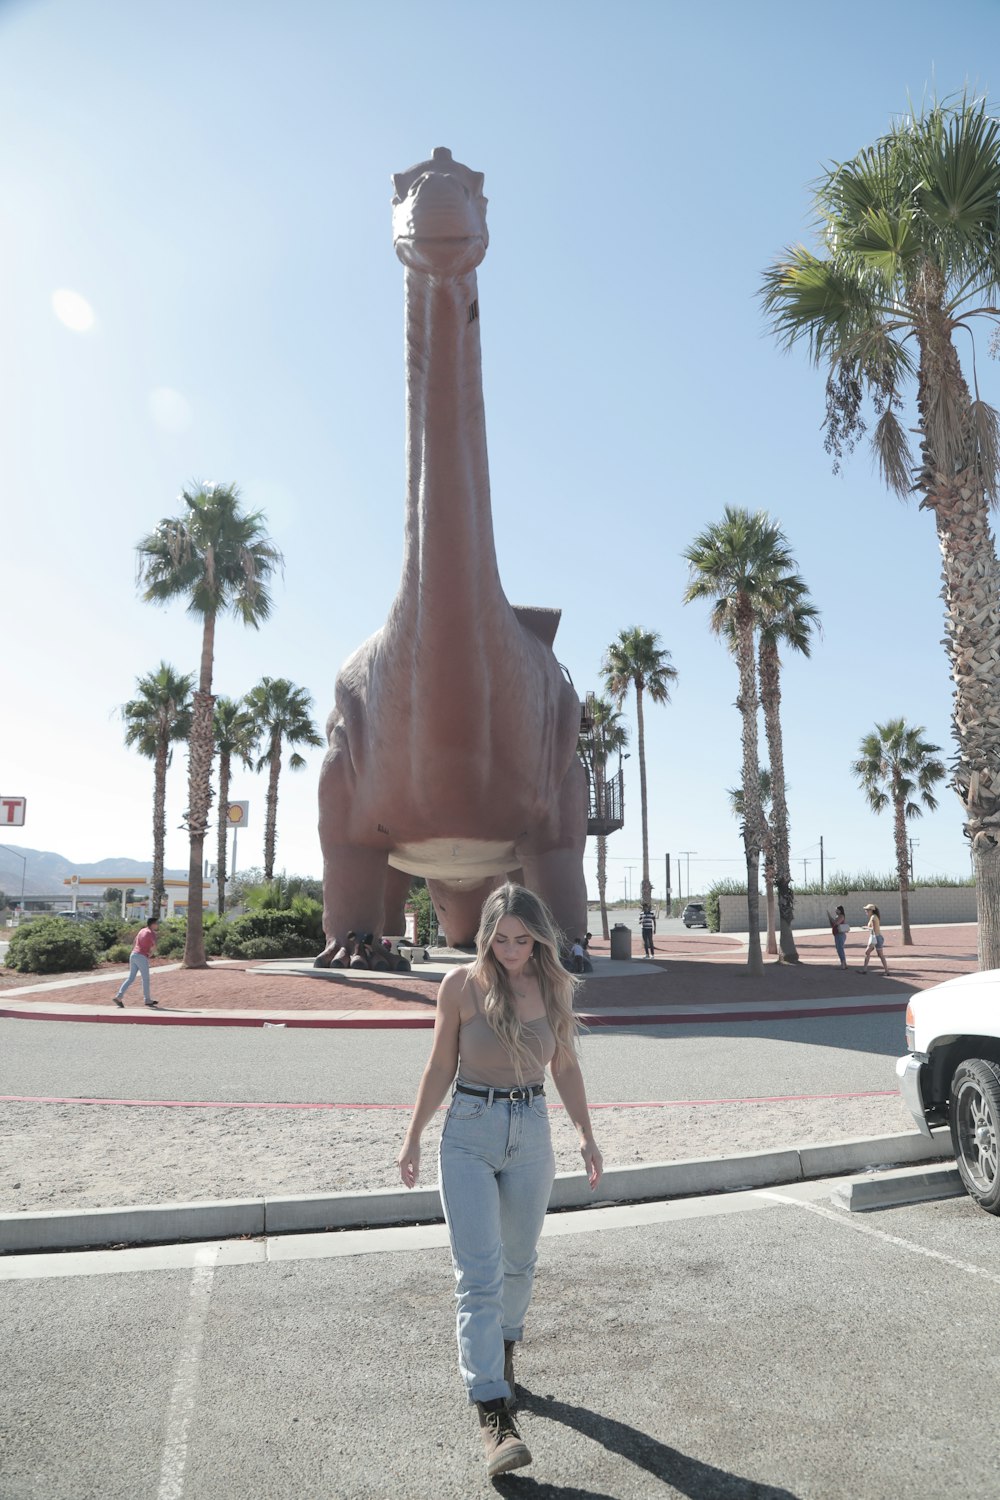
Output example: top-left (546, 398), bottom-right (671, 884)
top-left (639, 903), bottom-right (656, 957)
top-left (828, 905), bottom-right (849, 969)
top-left (397, 883), bottom-right (603, 1480)
top-left (112, 916), bottom-right (159, 1007)
top-left (861, 904), bottom-right (889, 976)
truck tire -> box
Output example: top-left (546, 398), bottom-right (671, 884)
top-left (949, 1058), bottom-right (1000, 1214)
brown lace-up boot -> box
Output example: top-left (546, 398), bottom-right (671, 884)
top-left (503, 1339), bottom-right (517, 1410)
top-left (476, 1398), bottom-right (532, 1477)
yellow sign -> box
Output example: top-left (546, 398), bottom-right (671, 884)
top-left (227, 801), bottom-right (249, 827)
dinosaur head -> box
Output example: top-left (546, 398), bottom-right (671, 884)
top-left (392, 147), bottom-right (488, 274)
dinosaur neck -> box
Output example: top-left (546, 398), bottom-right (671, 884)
top-left (395, 266), bottom-right (505, 626)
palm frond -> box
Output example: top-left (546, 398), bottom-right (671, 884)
top-left (872, 407), bottom-right (915, 497)
top-left (969, 398), bottom-right (1000, 503)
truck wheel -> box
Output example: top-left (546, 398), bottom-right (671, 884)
top-left (949, 1058), bottom-right (1000, 1214)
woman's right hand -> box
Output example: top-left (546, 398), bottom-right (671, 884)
top-left (398, 1139), bottom-right (421, 1189)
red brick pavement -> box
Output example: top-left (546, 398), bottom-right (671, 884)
top-left (0, 924), bottom-right (979, 1015)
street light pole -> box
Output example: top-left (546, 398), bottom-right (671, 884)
top-left (0, 844), bottom-right (26, 921)
top-left (680, 851), bottom-right (697, 903)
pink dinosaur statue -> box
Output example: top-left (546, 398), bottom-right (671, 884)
top-left (315, 148), bottom-right (588, 957)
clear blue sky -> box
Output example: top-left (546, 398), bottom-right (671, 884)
top-left (2, 0), bottom-right (996, 902)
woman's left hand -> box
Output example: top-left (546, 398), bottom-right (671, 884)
top-left (580, 1137), bottom-right (603, 1191)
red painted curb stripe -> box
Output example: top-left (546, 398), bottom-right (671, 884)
top-left (0, 1001), bottom-right (907, 1029)
top-left (0, 1089), bottom-right (899, 1111)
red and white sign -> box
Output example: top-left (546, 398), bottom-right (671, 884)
top-left (0, 797), bottom-right (26, 826)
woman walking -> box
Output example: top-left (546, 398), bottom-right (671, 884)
top-left (862, 903), bottom-right (889, 975)
top-left (827, 905), bottom-right (849, 969)
top-left (398, 883), bottom-right (603, 1479)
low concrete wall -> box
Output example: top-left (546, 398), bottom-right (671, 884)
top-left (717, 886), bottom-right (977, 933)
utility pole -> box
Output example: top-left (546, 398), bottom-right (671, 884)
top-left (625, 867), bottom-right (635, 905)
top-left (680, 851), bottom-right (696, 903)
top-left (801, 858), bottom-right (810, 885)
top-left (908, 837), bottom-right (919, 880)
top-left (664, 853), bottom-right (671, 914)
top-left (819, 836), bottom-right (824, 893)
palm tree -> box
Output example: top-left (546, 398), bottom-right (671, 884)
top-left (213, 696), bottom-right (256, 915)
top-left (730, 770), bottom-right (777, 956)
top-left (852, 719), bottom-right (946, 945)
top-left (119, 662), bottom-right (193, 919)
top-left (578, 696), bottom-right (629, 940)
top-left (684, 508), bottom-right (795, 977)
top-left (601, 629), bottom-right (676, 909)
top-left (761, 95), bottom-right (1000, 967)
top-left (756, 576), bottom-right (820, 963)
top-left (244, 677), bottom-right (323, 880)
top-left (136, 483), bottom-right (282, 967)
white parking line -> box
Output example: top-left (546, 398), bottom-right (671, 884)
top-left (757, 1188), bottom-right (1000, 1288)
top-left (156, 1243), bottom-right (219, 1500)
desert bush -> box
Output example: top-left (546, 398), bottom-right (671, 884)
top-left (5, 917), bottom-right (98, 973)
top-left (154, 918), bottom-right (188, 957)
top-left (104, 943), bottom-right (133, 964)
top-left (218, 909), bottom-right (319, 959)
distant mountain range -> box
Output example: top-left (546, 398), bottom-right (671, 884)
top-left (0, 845), bottom-right (187, 898)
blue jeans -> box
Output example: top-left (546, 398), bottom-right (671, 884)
top-left (438, 1083), bottom-right (555, 1404)
top-left (115, 953), bottom-right (151, 1003)
top-left (833, 931), bottom-right (846, 964)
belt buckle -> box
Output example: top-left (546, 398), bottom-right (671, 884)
top-left (508, 1086), bottom-right (529, 1103)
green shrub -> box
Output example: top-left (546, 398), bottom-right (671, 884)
top-left (5, 917), bottom-right (99, 974)
top-left (104, 943), bottom-right (133, 964)
top-left (231, 935), bottom-right (296, 960)
top-left (218, 909), bottom-right (319, 959)
top-left (407, 882), bottom-right (435, 944)
top-left (154, 918), bottom-right (188, 957)
top-left (89, 916), bottom-right (130, 953)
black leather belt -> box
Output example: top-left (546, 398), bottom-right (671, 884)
top-left (455, 1082), bottom-right (545, 1102)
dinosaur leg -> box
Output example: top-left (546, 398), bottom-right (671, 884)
top-left (518, 848), bottom-right (588, 945)
top-left (427, 877), bottom-right (500, 947)
top-left (383, 865), bottom-right (412, 938)
top-left (518, 761), bottom-right (589, 942)
top-left (315, 845), bottom-right (389, 966)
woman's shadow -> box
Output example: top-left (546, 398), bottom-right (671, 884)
top-left (492, 1387), bottom-right (800, 1499)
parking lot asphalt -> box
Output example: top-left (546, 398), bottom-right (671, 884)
top-left (3, 1175), bottom-right (997, 1499)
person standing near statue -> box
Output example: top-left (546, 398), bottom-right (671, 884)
top-left (639, 903), bottom-right (656, 957)
top-left (111, 916), bottom-right (159, 1008)
top-left (397, 883), bottom-right (603, 1479)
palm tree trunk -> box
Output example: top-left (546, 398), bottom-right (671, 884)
top-left (217, 751), bottom-right (230, 916)
top-left (635, 683), bottom-right (651, 906)
top-left (759, 637), bottom-right (798, 962)
top-left (597, 834), bottom-right (609, 940)
top-left (893, 789), bottom-right (913, 945)
top-left (763, 821), bottom-right (777, 957)
top-left (183, 613), bottom-right (217, 969)
top-left (915, 291), bottom-right (1000, 970)
top-left (737, 604), bottom-right (764, 976)
top-left (263, 732), bottom-right (282, 880)
top-left (151, 739), bottom-right (168, 919)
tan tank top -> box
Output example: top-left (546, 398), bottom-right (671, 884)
top-left (457, 976), bottom-right (555, 1088)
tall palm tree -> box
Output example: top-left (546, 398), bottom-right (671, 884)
top-left (761, 95), bottom-right (1000, 967)
top-left (136, 483), bottom-right (282, 967)
top-left (756, 576), bottom-right (820, 963)
top-left (852, 719), bottom-right (946, 946)
top-left (244, 677), bottom-right (323, 881)
top-left (730, 769), bottom-right (777, 956)
top-left (684, 508), bottom-right (795, 977)
top-left (119, 662), bottom-right (193, 919)
top-left (578, 696), bottom-right (629, 940)
top-left (213, 696), bottom-right (256, 915)
top-left (601, 629), bottom-right (677, 908)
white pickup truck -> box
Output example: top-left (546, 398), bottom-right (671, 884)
top-left (897, 969), bottom-right (1000, 1214)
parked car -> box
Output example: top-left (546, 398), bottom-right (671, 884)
top-left (897, 969), bottom-right (1000, 1214)
top-left (682, 903), bottom-right (707, 928)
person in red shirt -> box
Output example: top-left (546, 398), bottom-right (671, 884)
top-left (111, 916), bottom-right (159, 1008)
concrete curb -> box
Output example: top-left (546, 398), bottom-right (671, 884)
top-left (831, 1163), bottom-right (965, 1212)
top-left (0, 1130), bottom-right (956, 1254)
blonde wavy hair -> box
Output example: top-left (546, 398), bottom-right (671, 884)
top-left (469, 883), bottom-right (581, 1082)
